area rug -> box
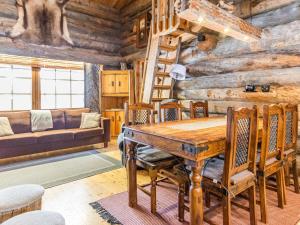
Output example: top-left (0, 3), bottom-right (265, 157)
top-left (0, 150), bottom-right (121, 189)
top-left (90, 182), bottom-right (300, 225)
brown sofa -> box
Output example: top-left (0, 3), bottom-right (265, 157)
top-left (0, 108), bottom-right (110, 159)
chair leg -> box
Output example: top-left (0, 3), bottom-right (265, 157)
top-left (258, 176), bottom-right (267, 223)
top-left (178, 184), bottom-right (185, 222)
top-left (222, 195), bottom-right (231, 225)
top-left (284, 162), bottom-right (291, 187)
top-left (149, 170), bottom-right (157, 214)
top-left (292, 160), bottom-right (300, 193)
top-left (205, 191), bottom-right (211, 208)
top-left (282, 169), bottom-right (287, 205)
top-left (276, 169), bottom-right (285, 209)
top-left (248, 185), bottom-right (257, 225)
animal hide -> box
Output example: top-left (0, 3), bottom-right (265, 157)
top-left (9, 0), bottom-right (73, 46)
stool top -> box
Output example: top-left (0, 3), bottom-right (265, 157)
top-left (0, 184), bottom-right (45, 213)
top-left (2, 211), bottom-right (65, 225)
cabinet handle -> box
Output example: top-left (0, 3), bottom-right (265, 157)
top-left (119, 81), bottom-right (121, 87)
top-left (112, 116), bottom-right (114, 122)
top-left (112, 81), bottom-right (115, 86)
top-left (119, 116), bottom-right (121, 121)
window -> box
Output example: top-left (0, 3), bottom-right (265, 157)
top-left (41, 68), bottom-right (85, 109)
top-left (0, 64), bottom-right (32, 110)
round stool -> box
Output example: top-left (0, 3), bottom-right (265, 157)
top-left (0, 184), bottom-right (45, 223)
top-left (2, 211), bottom-right (65, 225)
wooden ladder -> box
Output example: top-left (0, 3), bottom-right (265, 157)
top-left (141, 34), bottom-right (181, 104)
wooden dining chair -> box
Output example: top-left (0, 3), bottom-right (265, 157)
top-left (203, 106), bottom-right (259, 225)
top-left (281, 103), bottom-right (299, 193)
top-left (190, 100), bottom-right (209, 118)
top-left (158, 101), bottom-right (183, 122)
top-left (257, 104), bottom-right (285, 224)
top-left (203, 107), bottom-right (258, 225)
top-left (124, 102), bottom-right (186, 220)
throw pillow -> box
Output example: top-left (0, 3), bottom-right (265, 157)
top-left (0, 117), bottom-right (14, 137)
top-left (80, 113), bottom-right (101, 129)
top-left (31, 110), bottom-right (53, 132)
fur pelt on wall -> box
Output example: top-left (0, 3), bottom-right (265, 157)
top-left (9, 0), bottom-right (73, 46)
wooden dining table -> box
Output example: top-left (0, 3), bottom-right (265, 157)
top-left (124, 116), bottom-right (263, 225)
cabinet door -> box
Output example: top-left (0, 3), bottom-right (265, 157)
top-left (115, 111), bottom-right (125, 135)
top-left (102, 74), bottom-right (116, 94)
top-left (104, 111), bottom-right (116, 137)
top-left (115, 74), bottom-right (129, 94)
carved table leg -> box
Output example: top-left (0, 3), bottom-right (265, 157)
top-left (126, 140), bottom-right (137, 207)
top-left (188, 160), bottom-right (204, 225)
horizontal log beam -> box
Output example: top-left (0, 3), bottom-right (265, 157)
top-left (186, 54), bottom-right (300, 76)
top-left (176, 85), bottom-right (300, 104)
top-left (180, 20), bottom-right (300, 65)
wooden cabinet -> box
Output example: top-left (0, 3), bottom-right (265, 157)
top-left (103, 110), bottom-right (125, 137)
top-left (102, 71), bottom-right (131, 96)
top-left (100, 70), bottom-right (134, 138)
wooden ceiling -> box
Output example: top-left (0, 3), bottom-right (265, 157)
top-left (92, 0), bottom-right (134, 10)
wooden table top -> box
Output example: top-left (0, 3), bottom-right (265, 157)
top-left (126, 116), bottom-right (263, 147)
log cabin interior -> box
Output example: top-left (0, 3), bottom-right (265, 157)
top-left (0, 0), bottom-right (299, 224)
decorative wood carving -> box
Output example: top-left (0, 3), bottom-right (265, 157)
top-left (9, 0), bottom-right (73, 46)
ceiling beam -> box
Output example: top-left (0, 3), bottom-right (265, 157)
top-left (176, 0), bottom-right (262, 42)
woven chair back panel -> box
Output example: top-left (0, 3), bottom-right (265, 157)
top-left (195, 107), bottom-right (207, 118)
top-left (164, 108), bottom-right (178, 121)
top-left (235, 117), bottom-right (251, 167)
top-left (268, 114), bottom-right (279, 153)
top-left (134, 110), bottom-right (149, 125)
top-left (285, 111), bottom-right (293, 146)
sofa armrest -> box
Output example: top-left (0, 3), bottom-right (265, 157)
top-left (100, 117), bottom-right (110, 146)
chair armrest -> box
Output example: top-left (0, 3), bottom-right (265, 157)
top-left (100, 117), bottom-right (110, 144)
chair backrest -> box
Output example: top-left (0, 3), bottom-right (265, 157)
top-left (282, 103), bottom-right (298, 151)
top-left (124, 102), bottom-right (154, 126)
top-left (190, 101), bottom-right (209, 118)
top-left (259, 104), bottom-right (284, 170)
top-left (158, 102), bottom-right (183, 123)
top-left (223, 106), bottom-right (258, 187)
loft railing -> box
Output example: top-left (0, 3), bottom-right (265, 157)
top-left (152, 0), bottom-right (180, 36)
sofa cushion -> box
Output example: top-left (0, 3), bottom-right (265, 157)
top-left (65, 108), bottom-right (90, 129)
top-left (0, 184), bottom-right (44, 213)
top-left (2, 211), bottom-right (65, 225)
top-left (0, 133), bottom-right (37, 147)
top-left (0, 111), bottom-right (31, 134)
top-left (50, 110), bottom-right (65, 130)
top-left (70, 128), bottom-right (103, 140)
top-left (35, 130), bottom-right (74, 143)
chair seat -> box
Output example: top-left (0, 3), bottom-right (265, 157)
top-left (0, 184), bottom-right (45, 214)
top-left (137, 146), bottom-right (174, 163)
top-left (203, 158), bottom-right (254, 185)
top-left (284, 148), bottom-right (296, 157)
top-left (256, 152), bottom-right (279, 166)
top-left (2, 211), bottom-right (65, 225)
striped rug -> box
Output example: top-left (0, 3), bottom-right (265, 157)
top-left (91, 182), bottom-right (300, 225)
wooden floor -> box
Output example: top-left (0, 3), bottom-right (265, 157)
top-left (42, 141), bottom-right (149, 225)
top-left (41, 141), bottom-right (300, 225)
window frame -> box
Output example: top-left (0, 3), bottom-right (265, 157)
top-left (0, 64), bottom-right (85, 111)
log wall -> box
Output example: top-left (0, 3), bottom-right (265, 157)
top-left (120, 0), bottom-right (151, 63)
top-left (175, 1), bottom-right (300, 116)
top-left (0, 0), bottom-right (123, 66)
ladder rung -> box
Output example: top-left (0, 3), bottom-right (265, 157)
top-left (158, 58), bottom-right (175, 65)
top-left (152, 98), bottom-right (169, 102)
top-left (154, 85), bottom-right (171, 90)
top-left (160, 44), bottom-right (177, 52)
top-left (156, 72), bottom-right (169, 77)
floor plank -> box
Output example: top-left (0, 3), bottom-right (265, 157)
top-left (42, 143), bottom-right (149, 225)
